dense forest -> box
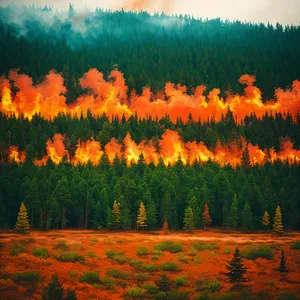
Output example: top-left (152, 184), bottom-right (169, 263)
top-left (0, 5), bottom-right (300, 232)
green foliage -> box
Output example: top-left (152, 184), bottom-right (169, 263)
top-left (105, 249), bottom-right (128, 264)
top-left (155, 274), bottom-right (173, 292)
top-left (160, 262), bottom-right (179, 271)
top-left (242, 245), bottom-right (273, 260)
top-left (79, 271), bottom-right (100, 284)
top-left (224, 248), bottom-right (232, 254)
top-left (136, 247), bottom-right (148, 256)
top-left (102, 276), bottom-right (117, 290)
top-left (12, 271), bottom-right (41, 283)
top-left (127, 286), bottom-right (145, 298)
top-left (106, 269), bottom-right (129, 279)
top-left (226, 248), bottom-right (247, 283)
top-left (87, 251), bottom-right (96, 258)
top-left (143, 263), bottom-right (158, 272)
top-left (291, 241), bottom-right (300, 250)
top-left (178, 254), bottom-right (189, 263)
top-left (129, 258), bottom-right (144, 268)
top-left (174, 277), bottom-right (188, 287)
top-left (10, 242), bottom-right (26, 256)
top-left (53, 241), bottom-right (69, 251)
top-left (154, 241), bottom-right (183, 253)
top-left (197, 279), bottom-right (221, 293)
top-left (135, 273), bottom-right (149, 283)
top-left (65, 288), bottom-right (77, 300)
top-left (143, 283), bottom-right (159, 294)
top-left (68, 271), bottom-right (78, 279)
top-left (55, 251), bottom-right (84, 262)
top-left (33, 247), bottom-right (49, 259)
top-left (43, 274), bottom-right (64, 300)
top-left (192, 242), bottom-right (220, 251)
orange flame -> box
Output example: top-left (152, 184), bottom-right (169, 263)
top-left (1, 69), bottom-right (300, 123)
top-left (8, 146), bottom-right (26, 165)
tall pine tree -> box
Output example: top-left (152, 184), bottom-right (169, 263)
top-left (273, 205), bottom-right (284, 235)
top-left (225, 247), bottom-right (247, 283)
top-left (15, 202), bottom-right (30, 234)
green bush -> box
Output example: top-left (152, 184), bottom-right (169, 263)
top-left (106, 269), bottom-right (129, 279)
top-left (127, 286), bottom-right (145, 297)
top-left (192, 257), bottom-right (202, 264)
top-left (174, 276), bottom-right (188, 287)
top-left (105, 249), bottom-right (118, 258)
top-left (291, 240), bottom-right (300, 250)
top-left (143, 263), bottom-right (158, 272)
top-left (129, 258), bottom-right (144, 268)
top-left (188, 248), bottom-right (197, 256)
top-left (154, 241), bottom-right (183, 253)
top-left (166, 291), bottom-right (190, 299)
top-left (178, 254), bottom-right (189, 263)
top-left (242, 245), bottom-right (273, 260)
top-left (135, 273), bottom-right (149, 282)
top-left (79, 271), bottom-right (100, 284)
top-left (152, 255), bottom-right (160, 261)
top-left (102, 276), bottom-right (116, 290)
top-left (53, 241), bottom-right (69, 251)
top-left (10, 242), bottom-right (26, 256)
top-left (33, 247), bottom-right (49, 259)
top-left (224, 248), bottom-right (231, 254)
top-left (197, 279), bottom-right (221, 293)
top-left (161, 262), bottom-right (179, 271)
top-left (12, 271), bottom-right (41, 283)
top-left (55, 251), bottom-right (84, 262)
top-left (152, 249), bottom-right (164, 256)
top-left (192, 242), bottom-right (220, 251)
top-left (87, 251), bottom-right (96, 258)
top-left (155, 274), bottom-right (173, 292)
top-left (143, 283), bottom-right (159, 294)
top-left (68, 270), bottom-right (78, 279)
top-left (136, 247), bottom-right (148, 256)
top-left (105, 250), bottom-right (128, 264)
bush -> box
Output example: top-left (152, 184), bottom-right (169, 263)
top-left (143, 283), bottom-right (159, 294)
top-left (135, 273), bottom-right (149, 282)
top-left (12, 271), bottom-right (41, 283)
top-left (79, 271), bottom-right (100, 284)
top-left (155, 274), bottom-right (173, 292)
top-left (291, 241), bottom-right (300, 250)
top-left (68, 270), bottom-right (78, 279)
top-left (55, 251), bottom-right (84, 262)
top-left (10, 242), bottom-right (26, 256)
top-left (87, 251), bottom-right (95, 258)
top-left (105, 250), bottom-right (128, 264)
top-left (19, 238), bottom-right (35, 245)
top-left (161, 262), bottom-right (179, 271)
top-left (136, 247), bottom-right (148, 256)
top-left (152, 249), bottom-right (164, 256)
top-left (192, 242), bottom-right (220, 251)
top-left (127, 286), bottom-right (145, 298)
top-left (154, 241), bottom-right (183, 253)
top-left (33, 247), bottom-right (49, 259)
top-left (143, 263), bottom-right (158, 272)
top-left (106, 269), bottom-right (129, 279)
top-left (102, 276), bottom-right (116, 290)
top-left (224, 248), bottom-right (231, 254)
top-left (178, 254), bottom-right (189, 263)
top-left (193, 257), bottom-right (202, 264)
top-left (129, 258), bottom-right (144, 268)
top-left (53, 241), bottom-right (69, 251)
top-left (197, 279), bottom-right (221, 293)
top-left (174, 276), bottom-right (188, 287)
top-left (188, 248), bottom-right (197, 256)
top-left (242, 245), bottom-right (273, 260)
top-left (166, 291), bottom-right (190, 299)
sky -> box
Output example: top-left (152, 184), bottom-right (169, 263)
top-left (0, 0), bottom-right (299, 25)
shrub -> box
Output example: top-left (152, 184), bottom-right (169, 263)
top-left (12, 271), bottom-right (41, 283)
top-left (197, 279), bottom-right (221, 293)
top-left (105, 249), bottom-right (118, 258)
top-left (143, 263), bottom-right (158, 272)
top-left (136, 247), bottom-right (148, 256)
top-left (105, 250), bottom-right (128, 264)
top-left (161, 262), bottom-right (179, 271)
top-left (188, 248), bottom-right (197, 256)
top-left (102, 276), bottom-right (116, 290)
top-left (167, 291), bottom-right (190, 299)
top-left (155, 274), bottom-right (173, 292)
top-left (143, 283), bottom-right (159, 294)
top-left (224, 248), bottom-right (231, 254)
top-left (192, 242), bottom-right (220, 251)
top-left (33, 247), bottom-right (49, 259)
top-left (68, 271), bottom-right (78, 279)
top-left (154, 241), bottom-right (183, 253)
top-left (277, 292), bottom-right (298, 300)
top-left (19, 238), bottom-right (35, 244)
top-left (264, 280), bottom-right (276, 287)
top-left (106, 269), bottom-right (129, 279)
top-left (152, 255), bottom-right (160, 261)
top-left (174, 276), bottom-right (188, 287)
top-left (87, 251), bottom-right (95, 258)
top-left (291, 241), bottom-right (300, 250)
top-left (178, 254), bottom-right (189, 263)
top-left (90, 238), bottom-right (98, 243)
top-left (79, 271), bottom-right (100, 284)
top-left (127, 286), bottom-right (145, 298)
top-left (10, 242), bottom-right (26, 256)
top-left (193, 257), bottom-right (202, 264)
top-left (152, 249), bottom-right (164, 256)
top-left (129, 258), bottom-right (143, 268)
top-left (53, 241), bottom-right (69, 251)
top-left (135, 273), bottom-right (149, 282)
top-left (242, 245), bottom-right (273, 260)
top-left (55, 251), bottom-right (84, 262)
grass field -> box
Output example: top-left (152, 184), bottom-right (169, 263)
top-left (0, 230), bottom-right (300, 299)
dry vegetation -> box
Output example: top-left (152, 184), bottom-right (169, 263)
top-left (0, 230), bottom-right (300, 299)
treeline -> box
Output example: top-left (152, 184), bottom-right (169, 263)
top-left (1, 111), bottom-right (300, 161)
top-left (0, 6), bottom-right (300, 101)
top-left (1, 160), bottom-right (299, 231)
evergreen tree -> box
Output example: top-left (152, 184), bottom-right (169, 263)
top-left (15, 202), bottom-right (30, 234)
top-left (279, 249), bottom-right (288, 272)
top-left (228, 194), bottom-right (239, 230)
top-left (241, 145), bottom-right (251, 168)
top-left (155, 274), bottom-right (172, 292)
top-left (162, 217), bottom-right (169, 235)
top-left (273, 205), bottom-right (284, 235)
top-left (183, 206), bottom-right (194, 233)
top-left (188, 196), bottom-right (201, 228)
top-left (242, 202), bottom-right (253, 230)
top-left (43, 274), bottom-right (64, 300)
top-left (202, 202), bottom-right (212, 231)
top-left (146, 199), bottom-right (157, 229)
top-left (65, 288), bottom-right (77, 300)
top-left (112, 200), bottom-right (121, 224)
top-left (262, 210), bottom-right (270, 232)
top-left (225, 247), bottom-right (247, 283)
top-left (137, 201), bottom-right (147, 230)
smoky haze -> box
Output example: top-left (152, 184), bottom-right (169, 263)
top-left (0, 0), bottom-right (299, 25)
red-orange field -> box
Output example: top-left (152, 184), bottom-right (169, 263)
top-left (0, 230), bottom-right (300, 300)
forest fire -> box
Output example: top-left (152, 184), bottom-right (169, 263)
top-left (1, 69), bottom-right (300, 123)
top-left (6, 130), bottom-right (300, 168)
top-left (8, 146), bottom-right (26, 165)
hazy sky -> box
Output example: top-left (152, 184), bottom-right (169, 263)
top-left (0, 0), bottom-right (299, 25)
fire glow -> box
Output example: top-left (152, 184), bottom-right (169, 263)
top-left (6, 131), bottom-right (300, 167)
top-left (1, 69), bottom-right (300, 123)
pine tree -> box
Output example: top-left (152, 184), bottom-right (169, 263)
top-left (241, 144), bottom-right (251, 168)
top-left (202, 202), bottom-right (212, 231)
top-left (262, 210), bottom-right (270, 232)
top-left (225, 247), bottom-right (247, 283)
top-left (183, 206), bottom-right (194, 233)
top-left (43, 274), bottom-right (64, 300)
top-left (146, 199), bottom-right (157, 230)
top-left (65, 288), bottom-right (77, 300)
top-left (228, 194), bottom-right (238, 230)
top-left (15, 202), bottom-right (30, 234)
top-left (162, 217), bottom-right (169, 235)
top-left (112, 200), bottom-right (121, 224)
top-left (242, 202), bottom-right (253, 230)
top-left (137, 201), bottom-right (147, 230)
top-left (155, 274), bottom-right (172, 292)
top-left (279, 249), bottom-right (288, 272)
top-left (273, 205), bottom-right (284, 235)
